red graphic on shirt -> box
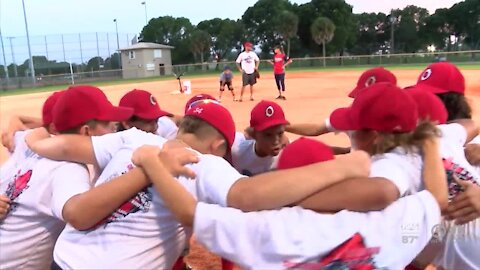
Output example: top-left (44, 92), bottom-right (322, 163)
top-left (284, 233), bottom-right (379, 269)
top-left (89, 164), bottom-right (152, 230)
top-left (443, 158), bottom-right (479, 200)
top-left (5, 170), bottom-right (33, 201)
top-left (2, 170), bottom-right (33, 216)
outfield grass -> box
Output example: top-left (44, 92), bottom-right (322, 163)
top-left (1, 62), bottom-right (479, 97)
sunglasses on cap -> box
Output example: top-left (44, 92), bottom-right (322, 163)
top-left (187, 99), bottom-right (223, 111)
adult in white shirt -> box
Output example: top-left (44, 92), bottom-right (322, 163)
top-left (0, 85), bottom-right (133, 270)
top-left (232, 100), bottom-right (289, 176)
top-left (28, 101), bottom-right (370, 269)
top-left (236, 42), bottom-right (259, 102)
top-left (131, 133), bottom-right (447, 270)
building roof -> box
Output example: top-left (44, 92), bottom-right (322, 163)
top-left (118, 42), bottom-right (174, 51)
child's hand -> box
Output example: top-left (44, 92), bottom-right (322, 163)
top-left (132, 145), bottom-right (162, 167)
top-left (0, 195), bottom-right (11, 220)
top-left (158, 147), bottom-right (199, 178)
top-left (445, 178), bottom-right (480, 225)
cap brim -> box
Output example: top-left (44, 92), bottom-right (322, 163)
top-left (99, 106), bottom-right (134, 122)
top-left (136, 109), bottom-right (174, 120)
top-left (348, 87), bottom-right (361, 98)
top-left (415, 82), bottom-right (448, 94)
top-left (254, 119), bottom-right (290, 132)
top-left (329, 107), bottom-right (358, 131)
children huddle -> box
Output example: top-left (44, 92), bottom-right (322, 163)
top-left (0, 61), bottom-right (479, 270)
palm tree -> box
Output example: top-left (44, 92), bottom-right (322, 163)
top-left (310, 17), bottom-right (335, 67)
top-left (277, 10), bottom-right (299, 57)
top-left (189, 30), bottom-right (211, 63)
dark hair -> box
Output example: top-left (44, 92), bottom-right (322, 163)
top-left (372, 121), bottom-right (441, 155)
top-left (59, 119), bottom-right (100, 134)
top-left (436, 92), bottom-right (472, 121)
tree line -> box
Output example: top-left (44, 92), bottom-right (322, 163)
top-left (2, 0), bottom-right (478, 78)
top-left (139, 0), bottom-right (479, 64)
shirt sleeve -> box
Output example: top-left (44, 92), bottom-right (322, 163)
top-left (438, 123), bottom-right (467, 147)
top-left (194, 155), bottom-right (245, 206)
top-left (156, 117), bottom-right (179, 140)
top-left (235, 53), bottom-right (242, 64)
top-left (91, 128), bottom-right (139, 170)
top-left (50, 163), bottom-right (91, 220)
top-left (370, 156), bottom-right (412, 196)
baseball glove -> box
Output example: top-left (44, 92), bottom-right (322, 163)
top-left (254, 69), bottom-right (260, 79)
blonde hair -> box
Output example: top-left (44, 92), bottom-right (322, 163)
top-left (372, 121), bottom-right (441, 155)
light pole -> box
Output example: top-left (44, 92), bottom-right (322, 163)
top-left (7, 37), bottom-right (18, 77)
top-left (22, 0), bottom-right (36, 85)
top-left (0, 27), bottom-right (9, 81)
top-left (141, 2), bottom-right (148, 25)
top-left (389, 13), bottom-right (396, 55)
top-left (114, 19), bottom-right (121, 68)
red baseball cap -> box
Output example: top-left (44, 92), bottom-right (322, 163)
top-left (250, 100), bottom-right (290, 131)
top-left (349, 67), bottom-right (397, 98)
top-left (185, 101), bottom-right (235, 150)
top-left (42, 91), bottom-right (64, 126)
top-left (415, 62), bottom-right (465, 95)
top-left (330, 83), bottom-right (418, 133)
top-left (278, 137), bottom-right (334, 170)
top-left (404, 86), bottom-right (448, 124)
top-left (119, 89), bottom-right (172, 120)
top-left (244, 42), bottom-right (253, 48)
top-left (53, 85), bottom-right (134, 132)
top-left (184, 94), bottom-right (217, 114)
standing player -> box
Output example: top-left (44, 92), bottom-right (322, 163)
top-left (218, 66), bottom-right (237, 102)
top-left (236, 42), bottom-right (259, 102)
top-left (268, 46), bottom-right (292, 100)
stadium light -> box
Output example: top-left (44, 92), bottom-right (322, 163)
top-left (114, 19), bottom-right (122, 68)
top-left (22, 0), bottom-right (36, 85)
top-left (389, 12), bottom-right (396, 55)
top-left (141, 2), bottom-right (148, 25)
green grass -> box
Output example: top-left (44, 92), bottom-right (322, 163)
top-left (1, 62), bottom-right (478, 97)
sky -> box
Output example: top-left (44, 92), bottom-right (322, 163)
top-left (0, 0), bottom-right (464, 65)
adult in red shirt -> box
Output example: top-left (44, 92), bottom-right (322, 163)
top-left (268, 46), bottom-right (292, 100)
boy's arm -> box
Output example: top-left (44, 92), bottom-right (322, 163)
top-left (285, 119), bottom-right (334, 136)
top-left (297, 177), bottom-right (399, 212)
top-left (133, 145), bottom-right (200, 226)
top-left (227, 151), bottom-right (370, 211)
top-left (27, 134), bottom-right (98, 167)
top-left (422, 138), bottom-right (448, 211)
top-left (61, 168), bottom-right (150, 230)
top-left (2, 115), bottom-right (43, 152)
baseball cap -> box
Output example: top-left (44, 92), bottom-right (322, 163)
top-left (244, 42), bottom-right (253, 48)
top-left (53, 85), bottom-right (134, 132)
top-left (250, 100), bottom-right (290, 131)
top-left (185, 101), bottom-right (235, 150)
top-left (415, 62), bottom-right (465, 95)
top-left (404, 86), bottom-right (448, 124)
top-left (330, 82), bottom-right (418, 133)
top-left (119, 89), bottom-right (173, 120)
top-left (348, 67), bottom-right (397, 98)
top-left (277, 137), bottom-right (334, 170)
top-left (184, 94), bottom-right (217, 114)
top-left (223, 65), bottom-right (231, 71)
top-left (42, 91), bottom-right (64, 126)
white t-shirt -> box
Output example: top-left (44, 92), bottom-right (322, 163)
top-left (231, 132), bottom-right (279, 176)
top-left (194, 190), bottom-right (440, 270)
top-left (432, 124), bottom-right (480, 270)
top-left (236, 51), bottom-right (259, 74)
top-left (157, 116), bottom-right (178, 140)
top-left (467, 135), bottom-right (480, 177)
top-left (53, 128), bottom-right (245, 270)
top-left (0, 138), bottom-right (90, 270)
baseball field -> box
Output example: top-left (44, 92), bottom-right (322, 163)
top-left (0, 66), bottom-right (479, 269)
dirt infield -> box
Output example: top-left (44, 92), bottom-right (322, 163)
top-left (0, 69), bottom-right (479, 269)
